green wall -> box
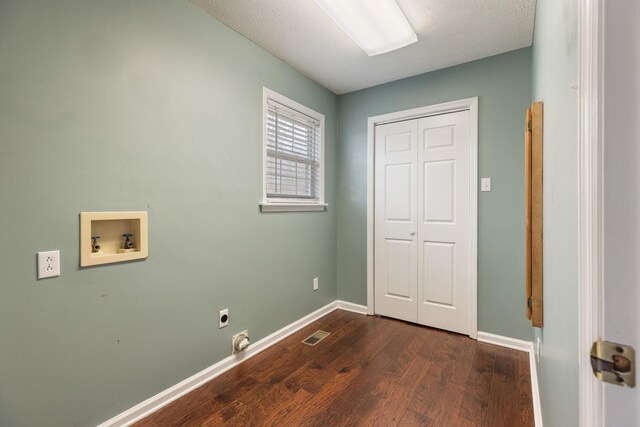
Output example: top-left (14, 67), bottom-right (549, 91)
top-left (336, 48), bottom-right (533, 341)
top-left (0, 1), bottom-right (338, 426)
top-left (0, 0), bottom-right (565, 425)
top-left (531, 0), bottom-right (579, 425)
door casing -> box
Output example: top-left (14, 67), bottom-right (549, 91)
top-left (578, 0), bottom-right (604, 424)
top-left (366, 97), bottom-right (479, 339)
top-left (579, 0), bottom-right (640, 424)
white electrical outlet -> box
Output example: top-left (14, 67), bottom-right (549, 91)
top-left (219, 309), bottom-right (229, 329)
top-left (37, 250), bottom-right (60, 279)
top-left (313, 277), bottom-right (319, 291)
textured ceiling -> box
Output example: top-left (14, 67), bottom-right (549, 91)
top-left (191, 0), bottom-right (536, 94)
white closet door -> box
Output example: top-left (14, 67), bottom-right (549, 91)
top-left (374, 120), bottom-right (418, 322)
top-left (416, 111), bottom-right (471, 334)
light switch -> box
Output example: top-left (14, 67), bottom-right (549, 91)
top-left (481, 177), bottom-right (492, 192)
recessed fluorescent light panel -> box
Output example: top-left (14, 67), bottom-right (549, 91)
top-left (314, 0), bottom-right (417, 56)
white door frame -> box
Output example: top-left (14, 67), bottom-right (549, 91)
top-left (578, 0), bottom-right (604, 425)
top-left (366, 97), bottom-right (479, 339)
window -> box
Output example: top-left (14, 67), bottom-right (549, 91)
top-left (261, 88), bottom-right (326, 212)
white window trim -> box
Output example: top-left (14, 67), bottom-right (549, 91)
top-left (261, 87), bottom-right (326, 212)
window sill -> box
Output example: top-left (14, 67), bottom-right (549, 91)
top-left (260, 203), bottom-right (328, 213)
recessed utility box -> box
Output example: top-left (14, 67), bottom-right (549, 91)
top-left (80, 211), bottom-right (148, 267)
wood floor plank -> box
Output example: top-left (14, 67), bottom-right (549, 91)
top-left (135, 371), bottom-right (259, 426)
top-left (213, 358), bottom-right (320, 425)
top-left (310, 318), bottom-right (417, 423)
top-left (298, 350), bottom-right (394, 426)
top-left (360, 354), bottom-right (432, 426)
top-left (380, 322), bottom-right (426, 379)
top-left (398, 408), bottom-right (435, 426)
top-left (294, 315), bottom-right (394, 396)
top-left (455, 344), bottom-right (497, 424)
top-left (408, 372), bottom-right (466, 423)
top-left (198, 399), bottom-right (245, 426)
top-left (267, 357), bottom-right (364, 426)
top-left (278, 309), bottom-right (360, 350)
top-left (257, 387), bottom-right (314, 425)
top-left (275, 317), bottom-right (402, 425)
top-left (172, 378), bottom-right (256, 427)
top-left (133, 311), bottom-right (535, 427)
top-left (407, 330), bottom-right (475, 423)
top-left (518, 351), bottom-right (535, 427)
top-left (485, 347), bottom-right (519, 427)
top-left (239, 314), bottom-right (361, 392)
top-left (448, 415), bottom-right (484, 426)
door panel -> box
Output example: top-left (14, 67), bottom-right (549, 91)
top-left (385, 132), bottom-right (414, 153)
top-left (374, 120), bottom-right (418, 322)
top-left (424, 125), bottom-right (456, 149)
top-left (424, 160), bottom-right (455, 222)
top-left (385, 239), bottom-right (413, 299)
top-left (385, 164), bottom-right (413, 221)
top-left (423, 241), bottom-right (455, 306)
top-left (417, 111), bottom-right (470, 334)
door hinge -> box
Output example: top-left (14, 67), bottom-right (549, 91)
top-left (527, 297), bottom-right (533, 309)
top-left (591, 340), bottom-right (635, 387)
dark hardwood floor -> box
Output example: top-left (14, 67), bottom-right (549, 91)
top-left (135, 310), bottom-right (534, 426)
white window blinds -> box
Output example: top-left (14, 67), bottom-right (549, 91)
top-left (265, 99), bottom-right (322, 202)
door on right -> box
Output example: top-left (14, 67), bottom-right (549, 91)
top-left (602, 0), bottom-right (640, 423)
top-left (416, 112), bottom-right (471, 334)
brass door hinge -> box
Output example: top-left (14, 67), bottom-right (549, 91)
top-left (591, 340), bottom-right (635, 387)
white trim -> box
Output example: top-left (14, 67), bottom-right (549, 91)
top-left (336, 300), bottom-right (369, 314)
top-left (97, 301), bottom-right (356, 427)
top-left (578, 0), bottom-right (604, 426)
top-left (366, 97), bottom-right (479, 338)
top-left (529, 342), bottom-right (544, 427)
top-left (98, 305), bottom-right (550, 427)
top-left (261, 87), bottom-right (326, 211)
top-left (477, 331), bottom-right (531, 352)
top-left (366, 114), bottom-right (375, 315)
top-left (260, 203), bottom-right (328, 212)
top-left (468, 99), bottom-right (479, 339)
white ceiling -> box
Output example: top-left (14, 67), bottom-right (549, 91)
top-left (191, 0), bottom-right (536, 94)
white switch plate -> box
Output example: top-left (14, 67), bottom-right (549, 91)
top-left (481, 177), bottom-right (492, 192)
top-left (37, 250), bottom-right (60, 279)
top-left (313, 277), bottom-right (319, 291)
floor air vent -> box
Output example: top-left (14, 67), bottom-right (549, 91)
top-left (302, 330), bottom-right (330, 346)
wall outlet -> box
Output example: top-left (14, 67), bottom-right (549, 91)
top-left (313, 277), bottom-right (319, 291)
top-left (219, 309), bottom-right (229, 329)
top-left (37, 250), bottom-right (60, 279)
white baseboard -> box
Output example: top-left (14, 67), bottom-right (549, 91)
top-left (477, 331), bottom-right (531, 352)
top-left (528, 342), bottom-right (543, 427)
top-left (98, 300), bottom-right (365, 427)
top-left (336, 300), bottom-right (368, 314)
top-left (99, 310), bottom-right (542, 427)
top-left (477, 331), bottom-right (543, 427)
